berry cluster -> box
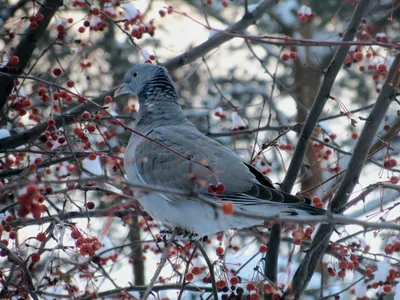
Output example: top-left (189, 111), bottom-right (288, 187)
top-left (297, 5), bottom-right (316, 23)
top-left (214, 107), bottom-right (227, 120)
top-left (17, 183), bottom-right (47, 218)
top-left (28, 12), bottom-right (44, 31)
top-left (71, 229), bottom-right (102, 257)
top-left (208, 183), bottom-right (226, 194)
top-left (281, 51), bottom-right (299, 61)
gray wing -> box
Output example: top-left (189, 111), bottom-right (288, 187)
top-left (132, 125), bottom-right (256, 194)
top-left (130, 125), bottom-right (324, 215)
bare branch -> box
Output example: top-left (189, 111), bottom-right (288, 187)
top-left (285, 51), bottom-right (400, 299)
top-left (162, 0), bottom-right (279, 70)
top-left (0, 0), bottom-right (62, 111)
top-left (280, 0), bottom-right (372, 193)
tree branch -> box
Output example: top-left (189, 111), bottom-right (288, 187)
top-left (142, 231), bottom-right (176, 300)
top-left (280, 0), bottom-right (371, 193)
top-left (285, 52), bottom-right (400, 299)
top-left (162, 0), bottom-right (278, 70)
top-left (0, 89), bottom-right (114, 151)
top-left (0, 0), bottom-right (62, 112)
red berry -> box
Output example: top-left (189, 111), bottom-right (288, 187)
top-left (184, 272), bottom-right (194, 281)
top-left (36, 232), bottom-right (46, 242)
top-left (88, 153), bottom-right (97, 160)
top-left (91, 7), bottom-right (100, 15)
top-left (208, 184), bottom-right (217, 193)
top-left (390, 176), bottom-right (399, 184)
top-left (86, 202), bottom-right (95, 209)
top-left (57, 24), bottom-right (64, 32)
top-left (86, 124), bottom-right (96, 133)
top-left (299, 15), bottom-right (308, 23)
top-left (22, 98), bottom-right (31, 107)
top-left (36, 13), bottom-right (44, 21)
top-left (349, 254), bottom-right (357, 262)
top-left (354, 52), bottom-right (363, 61)
top-left (215, 183), bottom-right (226, 194)
top-left (351, 132), bottom-right (358, 140)
top-left (31, 253), bottom-right (41, 262)
top-left (67, 80), bottom-right (74, 88)
top-left (216, 246), bottom-right (224, 256)
top-left (191, 267), bottom-right (201, 275)
top-left (27, 183), bottom-right (38, 195)
top-left (263, 284), bottom-right (273, 294)
top-left (9, 231), bottom-right (17, 239)
top-left (71, 230), bottom-right (81, 239)
top-left (390, 158), bottom-right (397, 167)
top-left (259, 244), bottom-right (268, 253)
top-left (383, 124), bottom-right (390, 131)
top-left (282, 54), bottom-right (290, 61)
top-left (47, 119), bottom-right (56, 127)
top-left (289, 51), bottom-right (299, 59)
top-left (10, 56), bottom-right (19, 65)
top-left (246, 282), bottom-right (256, 291)
top-left (221, 201), bottom-right (234, 215)
top-left (312, 197), bottom-right (322, 208)
top-left (384, 244), bottom-right (393, 254)
top-left (104, 95), bottom-right (112, 104)
top-left (230, 276), bottom-right (239, 285)
top-left (73, 127), bottom-right (82, 135)
top-left (339, 260), bottom-right (348, 270)
top-left (377, 64), bottom-right (387, 74)
top-left (383, 284), bottom-right (392, 293)
top-left (53, 68), bottom-right (62, 76)
top-left (81, 111), bottom-right (90, 120)
top-left (30, 22), bottom-right (38, 30)
top-left (365, 268), bottom-right (373, 275)
top-left (78, 26), bottom-right (85, 33)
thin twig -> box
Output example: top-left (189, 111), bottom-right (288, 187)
top-left (195, 240), bottom-right (218, 300)
top-left (142, 230), bottom-right (177, 299)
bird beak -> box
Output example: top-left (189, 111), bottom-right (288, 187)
top-left (114, 83), bottom-right (130, 98)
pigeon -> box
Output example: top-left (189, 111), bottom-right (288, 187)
top-left (114, 64), bottom-right (325, 238)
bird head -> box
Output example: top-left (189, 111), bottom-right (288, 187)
top-left (114, 64), bottom-right (174, 100)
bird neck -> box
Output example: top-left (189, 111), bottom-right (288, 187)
top-left (135, 99), bottom-right (189, 131)
top-left (138, 75), bottom-right (178, 101)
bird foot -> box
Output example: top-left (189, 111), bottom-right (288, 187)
top-left (160, 228), bottom-right (199, 242)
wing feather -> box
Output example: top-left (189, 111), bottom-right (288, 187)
top-left (133, 126), bottom-right (255, 194)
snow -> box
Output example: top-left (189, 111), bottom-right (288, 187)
top-left (0, 211), bottom-right (11, 223)
top-left (247, 3), bottom-right (260, 13)
top-left (96, 236), bottom-right (116, 258)
top-left (209, 29), bottom-right (219, 39)
top-left (374, 261), bottom-right (391, 282)
top-left (354, 278), bottom-right (367, 297)
top-left (122, 2), bottom-right (138, 20)
top-left (0, 129), bottom-right (10, 139)
top-left (231, 111), bottom-right (248, 130)
top-left (140, 49), bottom-right (152, 63)
top-left (271, 0), bottom-right (298, 28)
top-left (82, 156), bottom-right (103, 176)
top-left (394, 282), bottom-right (400, 299)
top-left (55, 16), bottom-right (63, 25)
top-left (0, 56), bottom-right (8, 68)
top-left (104, 3), bottom-right (116, 17)
top-left (298, 5), bottom-right (312, 16)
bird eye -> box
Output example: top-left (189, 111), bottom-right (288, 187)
top-left (133, 72), bottom-right (138, 77)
